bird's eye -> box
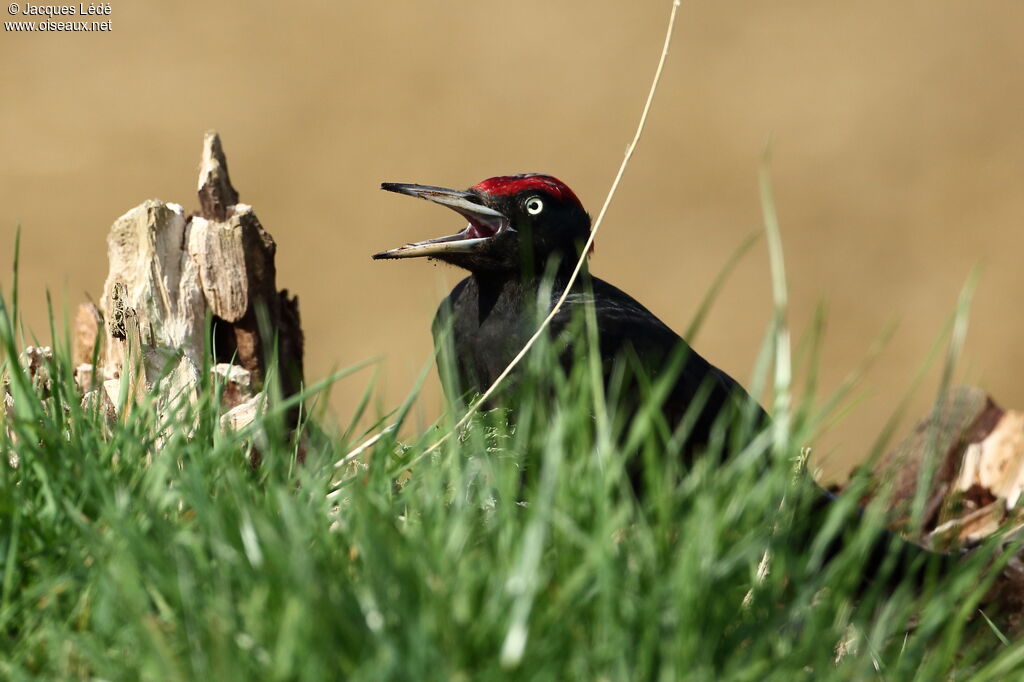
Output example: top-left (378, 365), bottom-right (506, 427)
top-left (525, 197), bottom-right (544, 215)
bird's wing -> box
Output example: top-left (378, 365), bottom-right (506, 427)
top-left (548, 276), bottom-right (766, 439)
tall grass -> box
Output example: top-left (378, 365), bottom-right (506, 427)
top-left (0, 250), bottom-right (1019, 680)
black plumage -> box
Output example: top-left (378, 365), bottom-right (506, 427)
top-left (432, 269), bottom-right (762, 455)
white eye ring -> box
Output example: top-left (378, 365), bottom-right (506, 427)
top-left (525, 196), bottom-right (544, 215)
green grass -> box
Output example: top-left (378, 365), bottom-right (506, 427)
top-left (0, 245), bottom-right (1020, 680)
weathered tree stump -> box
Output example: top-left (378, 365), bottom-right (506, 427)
top-left (853, 386), bottom-right (1024, 549)
top-left (74, 130), bottom-right (304, 433)
top-left (843, 385), bottom-right (1024, 635)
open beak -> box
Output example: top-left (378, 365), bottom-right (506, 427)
top-left (373, 183), bottom-right (509, 260)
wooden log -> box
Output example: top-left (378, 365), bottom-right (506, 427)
top-left (220, 394), bottom-right (264, 432)
top-left (19, 346), bottom-right (53, 396)
top-left (101, 202), bottom-right (204, 385)
top-left (191, 131), bottom-right (304, 403)
top-left (859, 386), bottom-right (1024, 548)
top-left (845, 386), bottom-right (1024, 635)
top-left (864, 387), bottom-right (993, 540)
top-left (92, 130), bottom-right (304, 431)
top-left (212, 363), bottom-right (253, 409)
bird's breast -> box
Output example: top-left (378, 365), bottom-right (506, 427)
top-left (434, 275), bottom-right (547, 395)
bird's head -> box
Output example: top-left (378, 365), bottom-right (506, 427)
top-left (372, 174), bottom-right (591, 273)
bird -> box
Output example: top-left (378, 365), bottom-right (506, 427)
top-left (372, 174), bottom-right (762, 457)
top-left (372, 173), bottom-right (957, 589)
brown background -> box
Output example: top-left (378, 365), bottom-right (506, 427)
top-left (2, 2), bottom-right (1022, 478)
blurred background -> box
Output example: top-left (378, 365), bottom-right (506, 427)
top-left (2, 1), bottom-right (1022, 479)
